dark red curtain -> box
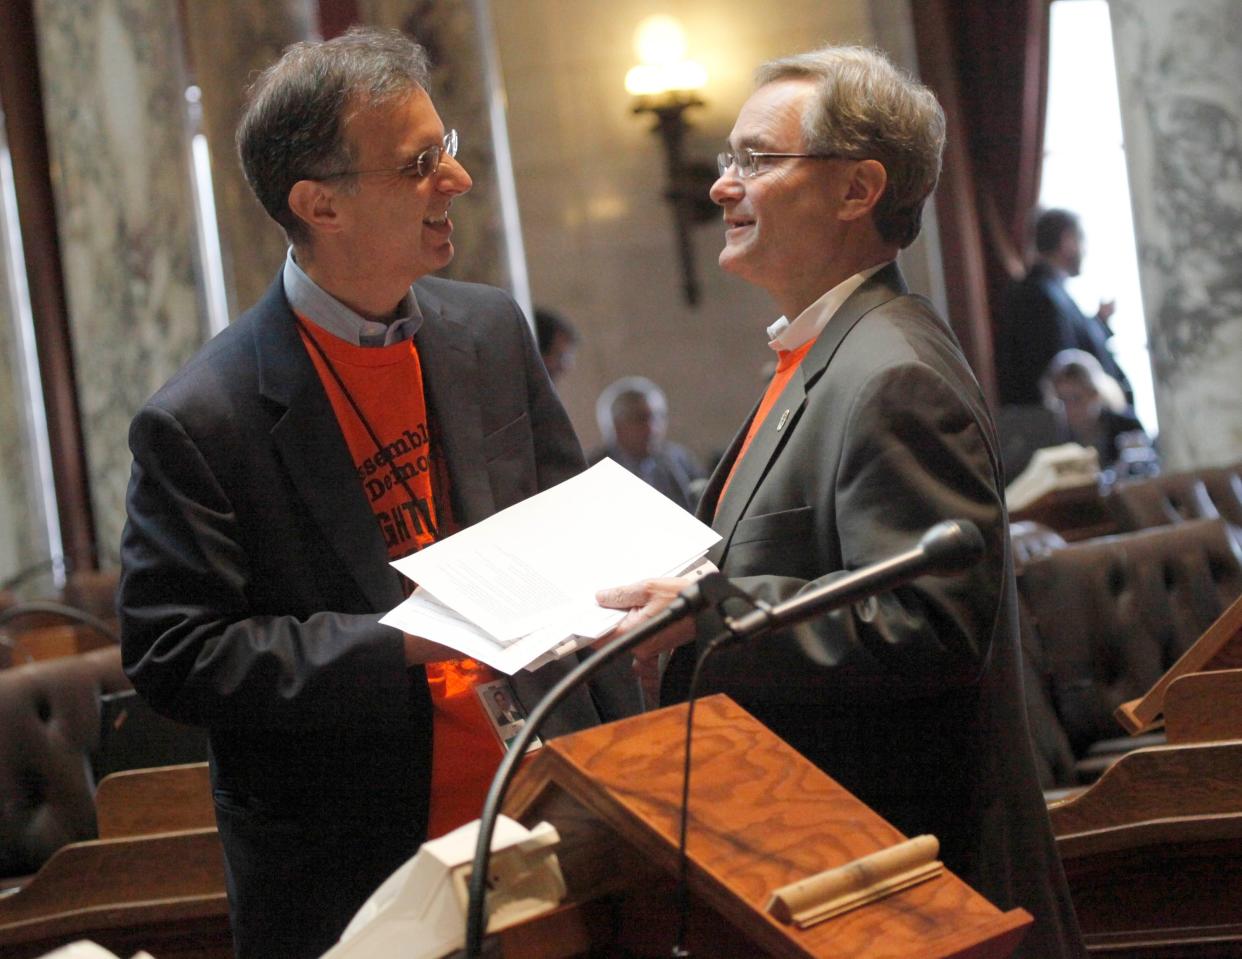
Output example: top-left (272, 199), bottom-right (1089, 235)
top-left (912, 0), bottom-right (1051, 406)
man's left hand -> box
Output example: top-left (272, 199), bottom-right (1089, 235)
top-left (595, 577), bottom-right (697, 695)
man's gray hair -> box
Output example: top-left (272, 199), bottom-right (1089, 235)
top-left (237, 26), bottom-right (431, 247)
top-left (595, 376), bottom-right (667, 445)
top-left (755, 45), bottom-right (945, 248)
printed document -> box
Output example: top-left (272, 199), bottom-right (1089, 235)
top-left (381, 458), bottom-right (720, 673)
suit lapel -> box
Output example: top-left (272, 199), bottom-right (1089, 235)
top-left (253, 278), bottom-right (404, 611)
top-left (413, 281), bottom-right (497, 527)
top-left (705, 263), bottom-right (910, 565)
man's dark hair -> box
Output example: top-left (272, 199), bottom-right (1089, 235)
top-left (1034, 208), bottom-right (1081, 255)
top-left (534, 308), bottom-right (578, 356)
top-left (236, 26), bottom-right (431, 248)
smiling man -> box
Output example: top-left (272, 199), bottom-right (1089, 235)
top-left (597, 45), bottom-right (1085, 958)
top-left (117, 27), bottom-right (607, 959)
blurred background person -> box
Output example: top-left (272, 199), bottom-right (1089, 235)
top-left (591, 375), bottom-right (705, 511)
top-left (997, 208), bottom-right (1132, 407)
top-left (534, 307), bottom-right (579, 385)
top-left (1042, 349), bottom-right (1157, 476)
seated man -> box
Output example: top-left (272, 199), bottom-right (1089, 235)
top-left (1043, 348), bottom-right (1156, 474)
top-left (590, 375), bottom-right (706, 512)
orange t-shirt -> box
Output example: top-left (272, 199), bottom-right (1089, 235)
top-left (718, 339), bottom-right (816, 505)
top-left (297, 318), bottom-right (503, 837)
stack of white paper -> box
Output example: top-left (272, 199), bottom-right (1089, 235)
top-left (381, 458), bottom-right (720, 674)
top-left (1005, 442), bottom-right (1100, 511)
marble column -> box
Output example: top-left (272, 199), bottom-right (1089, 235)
top-left (183, 0), bottom-right (314, 315)
top-left (357, 0), bottom-right (524, 300)
top-left (0, 121), bottom-right (53, 583)
top-left (34, 0), bottom-right (204, 559)
top-left (1110, 0), bottom-right (1242, 470)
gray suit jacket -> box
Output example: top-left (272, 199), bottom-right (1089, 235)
top-left (665, 263), bottom-right (1084, 959)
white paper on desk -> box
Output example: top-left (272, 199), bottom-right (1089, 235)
top-left (383, 458), bottom-right (720, 662)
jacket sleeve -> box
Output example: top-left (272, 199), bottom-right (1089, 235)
top-left (118, 403), bottom-right (414, 733)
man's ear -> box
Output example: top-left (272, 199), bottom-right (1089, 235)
top-left (839, 159), bottom-right (888, 222)
top-left (287, 179), bottom-right (343, 237)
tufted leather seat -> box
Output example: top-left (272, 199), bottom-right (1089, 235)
top-left (1107, 464), bottom-right (1242, 552)
top-left (0, 646), bottom-right (129, 878)
top-left (1018, 518), bottom-right (1242, 772)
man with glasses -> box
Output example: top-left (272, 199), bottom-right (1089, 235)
top-left (118, 27), bottom-right (607, 959)
top-left (598, 45), bottom-right (1085, 958)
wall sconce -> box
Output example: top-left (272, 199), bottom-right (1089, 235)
top-left (626, 15), bottom-right (719, 306)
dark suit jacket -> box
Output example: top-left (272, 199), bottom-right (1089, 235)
top-left (665, 264), bottom-right (1085, 959)
top-left (997, 260), bottom-right (1131, 406)
top-left (118, 274), bottom-right (598, 958)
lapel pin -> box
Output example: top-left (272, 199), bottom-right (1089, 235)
top-left (776, 408), bottom-right (791, 432)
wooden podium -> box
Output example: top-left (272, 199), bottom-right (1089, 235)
top-left (497, 694), bottom-right (1029, 959)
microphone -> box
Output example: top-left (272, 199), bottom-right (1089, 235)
top-left (723, 518), bottom-right (986, 641)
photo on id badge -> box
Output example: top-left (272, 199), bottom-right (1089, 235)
top-left (476, 678), bottom-right (541, 753)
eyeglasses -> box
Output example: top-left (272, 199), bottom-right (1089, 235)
top-left (716, 147), bottom-right (844, 179)
top-left (318, 129), bottom-right (459, 181)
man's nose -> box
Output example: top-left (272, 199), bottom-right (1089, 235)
top-left (709, 170), bottom-right (742, 206)
top-left (438, 154), bottom-right (472, 196)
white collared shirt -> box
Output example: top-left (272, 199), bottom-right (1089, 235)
top-left (765, 261), bottom-right (892, 353)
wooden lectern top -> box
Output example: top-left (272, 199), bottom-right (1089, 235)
top-left (1115, 590), bottom-right (1242, 735)
top-left (505, 694), bottom-right (1030, 959)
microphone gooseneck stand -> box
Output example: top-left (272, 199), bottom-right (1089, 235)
top-left (462, 574), bottom-right (743, 958)
top-left (462, 518), bottom-right (985, 958)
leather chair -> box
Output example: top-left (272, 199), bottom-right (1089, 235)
top-left (1017, 518), bottom-right (1242, 785)
top-left (0, 646), bottom-right (129, 879)
top-left (1108, 464), bottom-right (1242, 550)
top-left (1107, 471), bottom-right (1220, 529)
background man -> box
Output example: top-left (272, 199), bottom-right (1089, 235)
top-left (534, 306), bottom-right (579, 384)
top-left (590, 375), bottom-right (706, 512)
top-left (997, 207), bottom-right (1132, 406)
top-left (118, 28), bottom-right (606, 959)
top-left (597, 45), bottom-right (1084, 958)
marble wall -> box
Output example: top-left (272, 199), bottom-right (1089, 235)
top-left (34, 0), bottom-right (205, 560)
top-left (183, 0), bottom-right (314, 315)
top-left (0, 116), bottom-right (53, 585)
top-left (1111, 0), bottom-right (1242, 469)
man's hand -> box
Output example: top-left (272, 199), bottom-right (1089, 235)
top-left (1097, 299), bottom-right (1116, 329)
top-left (595, 577), bottom-right (697, 698)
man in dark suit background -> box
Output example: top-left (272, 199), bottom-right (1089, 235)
top-left (996, 207), bottom-right (1132, 406)
top-left (597, 45), bottom-right (1084, 959)
top-left (118, 27), bottom-right (607, 959)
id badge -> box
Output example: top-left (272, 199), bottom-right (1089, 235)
top-left (475, 678), bottom-right (542, 754)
